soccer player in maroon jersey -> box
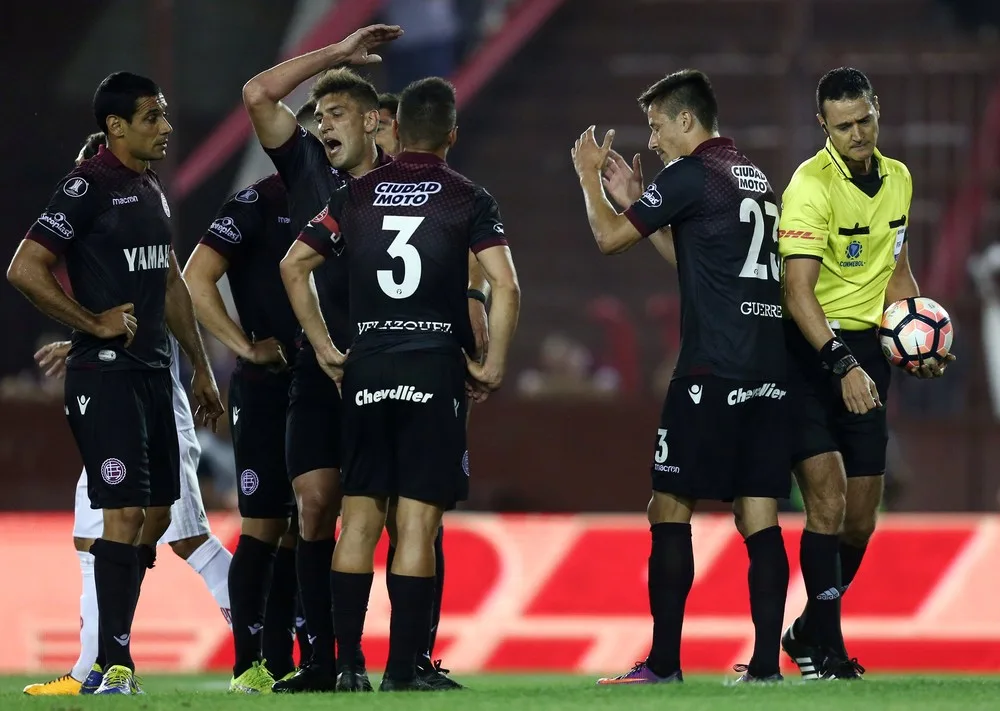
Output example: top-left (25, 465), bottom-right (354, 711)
top-left (283, 77), bottom-right (519, 691)
top-left (573, 69), bottom-right (790, 684)
top-left (242, 26), bottom-right (401, 693)
top-left (7, 72), bottom-right (223, 694)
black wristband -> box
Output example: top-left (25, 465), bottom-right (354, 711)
top-left (467, 288), bottom-right (487, 304)
top-left (819, 337), bottom-right (859, 378)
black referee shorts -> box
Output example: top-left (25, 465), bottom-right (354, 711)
top-left (340, 351), bottom-right (468, 507)
top-left (785, 321), bottom-right (892, 477)
top-left (651, 376), bottom-right (791, 502)
top-left (229, 364), bottom-right (295, 518)
top-left (64, 368), bottom-right (180, 509)
top-left (285, 344), bottom-right (342, 479)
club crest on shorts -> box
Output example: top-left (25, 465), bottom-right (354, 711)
top-left (101, 458), bottom-right (126, 485)
top-left (240, 469), bottom-right (259, 496)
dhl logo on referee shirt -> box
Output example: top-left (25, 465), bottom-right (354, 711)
top-left (778, 229), bottom-right (820, 240)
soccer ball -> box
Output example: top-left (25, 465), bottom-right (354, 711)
top-left (879, 297), bottom-right (954, 368)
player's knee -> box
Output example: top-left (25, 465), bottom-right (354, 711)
top-left (803, 493), bottom-right (845, 534)
top-left (842, 509), bottom-right (878, 547)
top-left (169, 533), bottom-right (209, 560)
top-left (240, 518), bottom-right (288, 545)
top-left (646, 492), bottom-right (695, 526)
top-left (102, 507), bottom-right (146, 541)
top-left (295, 494), bottom-right (337, 540)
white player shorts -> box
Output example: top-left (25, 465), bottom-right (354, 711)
top-left (72, 426), bottom-right (211, 543)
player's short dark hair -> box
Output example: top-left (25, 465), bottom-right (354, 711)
top-left (308, 69), bottom-right (379, 113)
top-left (637, 69), bottom-right (719, 132)
top-left (816, 67), bottom-right (874, 116)
top-left (378, 92), bottom-right (399, 115)
top-left (93, 72), bottom-right (161, 134)
top-left (397, 78), bottom-right (457, 151)
top-left (295, 99), bottom-right (317, 123)
top-left (79, 132), bottom-right (106, 161)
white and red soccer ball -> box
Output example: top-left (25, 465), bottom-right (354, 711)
top-left (879, 297), bottom-right (954, 368)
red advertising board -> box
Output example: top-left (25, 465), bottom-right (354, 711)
top-left (2, 513), bottom-right (999, 674)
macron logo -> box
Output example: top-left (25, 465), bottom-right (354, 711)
top-left (113, 634), bottom-right (130, 646)
top-left (355, 386), bottom-right (434, 406)
top-left (687, 384), bottom-right (703, 404)
top-left (77, 395), bottom-right (91, 415)
top-left (232, 406), bottom-right (240, 425)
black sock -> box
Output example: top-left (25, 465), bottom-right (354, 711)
top-left (427, 526), bottom-right (445, 658)
top-left (91, 538), bottom-right (139, 671)
top-left (799, 530), bottom-right (844, 653)
top-left (745, 526), bottom-right (789, 677)
top-left (229, 535), bottom-right (277, 676)
top-left (126, 544), bottom-right (155, 636)
top-left (96, 627), bottom-right (106, 669)
top-left (385, 573), bottom-right (434, 681)
top-left (332, 570), bottom-right (368, 669)
top-left (330, 571), bottom-right (374, 672)
top-left (645, 522), bottom-right (693, 677)
top-left (295, 593), bottom-right (312, 665)
top-left (839, 541), bottom-right (867, 591)
top-left (297, 537), bottom-right (336, 671)
top-left (263, 544), bottom-right (297, 679)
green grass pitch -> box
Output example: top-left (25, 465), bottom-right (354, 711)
top-left (4, 673), bottom-right (1000, 710)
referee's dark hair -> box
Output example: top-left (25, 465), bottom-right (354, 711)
top-left (816, 68), bottom-right (874, 116)
top-left (638, 69), bottom-right (719, 132)
top-left (93, 72), bottom-right (161, 134)
top-left (378, 92), bottom-right (399, 115)
top-left (397, 77), bottom-right (457, 151)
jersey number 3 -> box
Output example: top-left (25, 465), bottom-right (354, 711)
top-left (739, 197), bottom-right (779, 281)
top-left (378, 215), bottom-right (424, 300)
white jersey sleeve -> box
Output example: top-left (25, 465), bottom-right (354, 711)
top-left (169, 337), bottom-right (196, 432)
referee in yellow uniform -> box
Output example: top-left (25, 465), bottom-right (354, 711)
top-left (777, 67), bottom-right (953, 680)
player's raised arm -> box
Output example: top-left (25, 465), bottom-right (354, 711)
top-left (165, 250), bottom-right (224, 429)
top-left (243, 24), bottom-right (403, 149)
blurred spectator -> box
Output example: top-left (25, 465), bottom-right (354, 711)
top-left (516, 333), bottom-right (620, 399)
top-left (382, 0), bottom-right (461, 91)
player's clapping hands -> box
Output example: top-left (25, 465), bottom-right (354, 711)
top-left (602, 149), bottom-right (646, 208)
top-left (572, 126), bottom-right (616, 178)
top-left (191, 368), bottom-right (224, 432)
top-left (34, 340), bottom-right (71, 379)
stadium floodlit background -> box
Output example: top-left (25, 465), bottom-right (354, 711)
top-left (2, 0), bottom-right (1000, 699)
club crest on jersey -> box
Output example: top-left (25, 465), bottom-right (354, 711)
top-left (841, 240), bottom-right (865, 268)
top-left (208, 216), bottom-right (242, 243)
top-left (311, 206), bottom-right (329, 223)
top-left (235, 188), bottom-right (259, 204)
top-left (493, 223), bottom-right (505, 234)
top-left (38, 212), bottom-right (74, 239)
top-left (63, 177), bottom-right (89, 198)
top-left (640, 183), bottom-right (662, 208)
top-left (731, 165), bottom-right (769, 193)
top-left (373, 181), bottom-right (441, 207)
top-left (123, 244), bottom-right (170, 272)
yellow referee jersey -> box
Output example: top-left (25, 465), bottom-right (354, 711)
top-left (777, 139), bottom-right (912, 330)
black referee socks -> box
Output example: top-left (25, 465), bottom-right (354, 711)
top-left (799, 530), bottom-right (845, 653)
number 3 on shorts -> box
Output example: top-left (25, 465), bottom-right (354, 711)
top-left (654, 428), bottom-right (669, 464)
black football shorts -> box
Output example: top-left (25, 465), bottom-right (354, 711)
top-left (651, 375), bottom-right (791, 502)
top-left (784, 322), bottom-right (891, 477)
top-left (229, 364), bottom-right (295, 518)
top-left (285, 344), bottom-right (342, 479)
top-left (64, 368), bottom-right (180, 509)
top-left (340, 351), bottom-right (468, 507)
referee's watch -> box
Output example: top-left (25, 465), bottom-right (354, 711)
top-left (819, 337), bottom-right (859, 378)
